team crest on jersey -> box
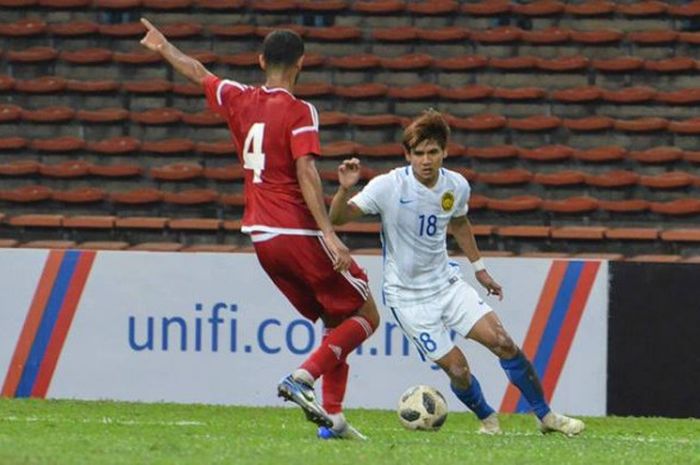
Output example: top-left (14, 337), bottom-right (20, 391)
top-left (441, 191), bottom-right (455, 211)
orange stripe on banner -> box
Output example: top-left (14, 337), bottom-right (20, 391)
top-left (499, 260), bottom-right (568, 413)
top-left (541, 261), bottom-right (600, 401)
top-left (1, 251), bottom-right (65, 397)
top-left (32, 251), bottom-right (96, 398)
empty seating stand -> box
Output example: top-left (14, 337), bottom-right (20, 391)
top-left (0, 1), bottom-right (698, 256)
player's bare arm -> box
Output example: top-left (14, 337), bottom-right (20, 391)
top-left (140, 17), bottom-right (213, 85)
top-left (329, 158), bottom-right (365, 225)
top-left (449, 215), bottom-right (504, 300)
top-left (296, 155), bottom-right (352, 272)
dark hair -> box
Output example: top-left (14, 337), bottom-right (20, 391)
top-left (402, 109), bottom-right (451, 151)
top-left (262, 29), bottom-right (304, 68)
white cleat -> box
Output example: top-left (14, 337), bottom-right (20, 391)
top-left (539, 412), bottom-right (585, 437)
top-left (477, 412), bottom-right (502, 435)
top-left (317, 414), bottom-right (368, 440)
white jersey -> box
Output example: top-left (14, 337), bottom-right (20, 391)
top-left (351, 166), bottom-right (471, 306)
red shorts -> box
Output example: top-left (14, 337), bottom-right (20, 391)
top-left (253, 234), bottom-right (369, 322)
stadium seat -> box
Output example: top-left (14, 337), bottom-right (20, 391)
top-left (639, 172), bottom-right (695, 189)
top-left (122, 79), bottom-right (172, 94)
top-left (388, 83), bottom-right (440, 99)
top-left (306, 26), bottom-right (361, 42)
top-left (489, 56), bottom-right (537, 70)
top-left (113, 50), bottom-right (161, 65)
top-left (668, 118), bottom-right (700, 134)
top-left (563, 116), bottom-right (615, 131)
top-left (626, 254), bottom-right (682, 263)
top-left (522, 27), bottom-right (570, 44)
top-left (0, 104), bottom-right (23, 122)
top-left (130, 242), bottom-right (184, 252)
top-left (492, 87), bottom-right (546, 100)
top-left (0, 239), bottom-right (19, 248)
top-left (115, 216), bottom-right (168, 229)
top-left (142, 0), bottom-right (194, 10)
top-left (47, 20), bottom-right (99, 36)
top-left (508, 115), bottom-right (561, 131)
top-left (15, 76), bottom-right (67, 93)
top-left (21, 240), bottom-right (77, 249)
top-left (628, 147), bottom-right (684, 163)
top-left (110, 188), bottom-right (164, 205)
top-left (6, 47), bottom-right (55, 64)
top-left (541, 196), bottom-right (599, 213)
top-left (512, 0), bottom-right (564, 16)
top-left (461, 0), bottom-right (510, 15)
top-left (519, 145), bottom-right (574, 162)
top-left (63, 215), bottom-right (115, 228)
top-left (40, 0), bottom-right (91, 6)
top-left (486, 195), bottom-right (542, 212)
top-left (433, 55), bottom-right (488, 71)
top-left (349, 114), bottom-right (402, 127)
top-left (203, 165), bottom-right (244, 181)
top-left (40, 160), bottom-right (90, 178)
top-left (551, 226), bottom-right (607, 240)
top-left (569, 29), bottom-right (623, 44)
top-left (417, 27), bottom-right (468, 42)
top-left (533, 170), bottom-right (585, 186)
top-left (615, 2), bottom-right (668, 16)
top-left (0, 160), bottom-right (39, 175)
top-left (592, 56), bottom-right (644, 72)
top-left (0, 18), bottom-right (46, 37)
top-left (601, 86), bottom-right (657, 104)
top-left (218, 193), bottom-right (244, 207)
top-left (195, 140), bottom-right (236, 156)
top-left (614, 117), bottom-right (669, 132)
top-left (495, 225), bottom-right (551, 238)
top-left (380, 54), bottom-right (433, 70)
top-left (182, 244), bottom-right (239, 253)
top-left (564, 1), bottom-right (615, 16)
top-left (334, 83), bottom-right (388, 98)
top-left (7, 214), bottom-right (62, 227)
top-left (660, 229), bottom-right (700, 242)
top-left (471, 27), bottom-right (522, 44)
top-left (66, 79), bottom-right (120, 93)
top-left (439, 85), bottom-right (493, 100)
top-left (478, 169), bottom-right (533, 185)
top-left (77, 107), bottom-right (129, 123)
top-left (169, 218), bottom-right (222, 230)
top-left (584, 170), bottom-right (639, 188)
top-left (88, 164), bottom-right (142, 177)
top-left (598, 199), bottom-right (650, 213)
top-left (141, 138), bottom-right (195, 154)
top-left (644, 57), bottom-right (696, 73)
top-left (551, 86), bottom-right (602, 103)
top-left (60, 48), bottom-right (113, 64)
top-left (131, 108), bottom-right (183, 125)
top-left (351, 0), bottom-right (405, 14)
top-left (0, 136), bottom-right (28, 150)
top-left (162, 188), bottom-right (219, 205)
top-left (195, 0), bottom-right (245, 10)
top-left (627, 30), bottom-right (677, 44)
top-left (449, 114), bottom-right (506, 131)
top-left (150, 163), bottom-right (203, 181)
top-left (536, 56), bottom-right (589, 72)
top-left (31, 136), bottom-right (85, 152)
top-left (21, 106), bottom-right (74, 123)
top-left (649, 198), bottom-right (700, 215)
top-left (297, 0), bottom-right (347, 12)
top-left (321, 141), bottom-right (357, 157)
top-left (605, 227), bottom-right (660, 241)
top-left (573, 146), bottom-right (626, 162)
top-left (655, 89), bottom-right (700, 105)
top-left (87, 136), bottom-right (140, 154)
top-left (356, 143), bottom-right (404, 158)
top-left (181, 110), bottom-right (223, 126)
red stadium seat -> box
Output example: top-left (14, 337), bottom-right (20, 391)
top-left (508, 115), bottom-right (561, 131)
top-left (194, 0), bottom-right (244, 9)
top-left (417, 27), bottom-right (468, 42)
top-left (0, 75), bottom-right (15, 91)
top-left (372, 26), bottom-right (417, 42)
top-left (297, 1), bottom-right (347, 12)
top-left (320, 141), bottom-right (357, 157)
top-left (486, 195), bottom-right (542, 212)
top-left (627, 30), bottom-right (678, 44)
top-left (512, 0), bottom-right (564, 16)
top-left (181, 109), bottom-right (225, 126)
top-left (47, 20), bottom-right (98, 36)
top-left (31, 136), bottom-right (85, 152)
top-left (208, 24), bottom-right (255, 38)
top-left (351, 0), bottom-right (405, 14)
top-left (542, 196), bottom-right (599, 214)
top-left (493, 87), bottom-right (546, 100)
top-left (660, 229), bottom-right (700, 242)
top-left (564, 116), bottom-right (615, 131)
top-left (334, 83), bottom-right (388, 98)
top-left (319, 111), bottom-right (350, 127)
top-left (565, 1), bottom-right (615, 15)
top-left (142, 0), bottom-right (193, 9)
top-left (60, 48), bottom-right (113, 64)
top-left (87, 136), bottom-right (140, 154)
top-left (406, 0), bottom-right (457, 15)
top-left (182, 244), bottom-right (239, 253)
top-left (683, 151), bottom-right (700, 163)
top-left (461, 0), bottom-right (510, 15)
top-left (380, 53), bottom-right (433, 70)
top-left (356, 143), bottom-right (404, 157)
top-left (533, 170), bottom-right (585, 186)
top-left (433, 55), bottom-right (488, 71)
top-left (466, 145), bottom-right (519, 160)
top-left (122, 79), bottom-right (172, 94)
top-left (655, 88), bottom-right (700, 104)
top-left (255, 24), bottom-right (305, 38)
top-left (535, 55), bottom-right (589, 72)
top-left (551, 226), bottom-right (607, 240)
top-left (478, 169), bottom-right (533, 185)
top-left (0, 185), bottom-right (53, 202)
top-left (552, 86), bottom-right (602, 103)
top-left (574, 145), bottom-right (627, 163)
top-left (39, 160), bottom-right (90, 178)
top-left (448, 114), bottom-right (506, 131)
top-left (599, 199), bottom-right (650, 212)
top-left (601, 86), bottom-right (656, 103)
top-left (94, 0), bottom-right (142, 8)
top-left (0, 136), bottom-right (27, 150)
top-left (53, 187), bottom-right (106, 203)
top-left (522, 27), bottom-right (570, 44)
top-left (131, 108), bottom-right (183, 125)
top-left (15, 76), bottom-right (67, 93)
top-left (592, 56), bottom-right (644, 72)
top-left (141, 138), bottom-right (195, 154)
top-left (130, 242), bottom-right (184, 252)
top-left (387, 83), bottom-right (440, 99)
top-left (305, 26), bottom-right (361, 42)
top-left (639, 172), bottom-right (695, 189)
top-left (614, 117), bottom-right (669, 132)
top-left (471, 27), bottom-right (522, 43)
top-left (349, 114), bottom-right (402, 127)
top-left (218, 52), bottom-right (259, 67)
top-left (115, 216), bottom-right (168, 229)
top-left (467, 194), bottom-right (489, 210)
top-left (584, 170), bottom-right (639, 187)
top-left (88, 163), bottom-right (142, 177)
top-left (0, 160), bottom-right (38, 175)
top-left (203, 165), bottom-right (244, 181)
top-left (169, 218), bottom-right (222, 230)
top-left (110, 188), bottom-right (163, 204)
top-left (150, 163), bottom-right (203, 181)
top-left (615, 1), bottom-right (668, 16)
top-left (98, 22), bottom-right (144, 37)
top-left (0, 19), bottom-right (46, 37)
top-left (163, 189), bottom-right (218, 205)
top-left (649, 198), bottom-right (700, 215)
top-left (519, 145), bottom-right (574, 161)
top-left (668, 1), bottom-right (700, 16)
top-left (489, 56), bottom-right (537, 70)
top-left (113, 50), bottom-right (161, 65)
top-left (605, 227), bottom-right (658, 240)
top-left (327, 54), bottom-right (380, 70)
top-left (219, 193), bottom-right (245, 207)
top-left (496, 225), bottom-right (551, 238)
top-left (628, 147), bottom-right (684, 163)
top-left (0, 103), bottom-right (21, 122)
top-left (249, 0), bottom-right (296, 11)
top-left (668, 118), bottom-right (700, 134)
top-left (195, 140), bottom-right (236, 156)
top-left (172, 83), bottom-right (204, 96)
top-left (569, 29), bottom-right (623, 44)
top-left (66, 79), bottom-right (120, 93)
top-left (439, 84), bottom-right (493, 101)
top-left (6, 47), bottom-right (58, 63)
top-left (21, 106), bottom-right (74, 123)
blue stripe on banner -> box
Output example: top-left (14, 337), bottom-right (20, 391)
top-left (15, 251), bottom-right (80, 397)
top-left (515, 261), bottom-right (584, 413)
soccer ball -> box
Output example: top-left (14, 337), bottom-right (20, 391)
top-left (397, 385), bottom-right (448, 431)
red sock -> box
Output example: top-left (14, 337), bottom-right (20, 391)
top-left (301, 316), bottom-right (375, 379)
top-left (322, 360), bottom-right (349, 415)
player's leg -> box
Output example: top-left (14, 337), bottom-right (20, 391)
top-left (252, 235), bottom-right (333, 428)
top-left (468, 312), bottom-right (585, 436)
top-left (432, 347), bottom-right (500, 435)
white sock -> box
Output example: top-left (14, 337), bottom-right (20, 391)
top-left (292, 368), bottom-right (314, 386)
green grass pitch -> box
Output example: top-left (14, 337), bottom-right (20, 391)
top-left (0, 399), bottom-right (697, 465)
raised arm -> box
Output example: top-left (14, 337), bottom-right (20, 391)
top-left (329, 158), bottom-right (366, 225)
top-left (296, 155), bottom-right (352, 272)
top-left (449, 215), bottom-right (504, 300)
top-left (140, 17), bottom-right (213, 85)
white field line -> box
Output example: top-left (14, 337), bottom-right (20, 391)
top-left (0, 416), bottom-right (205, 427)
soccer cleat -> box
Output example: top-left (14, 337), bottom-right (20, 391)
top-left (277, 375), bottom-right (333, 428)
top-left (477, 412), bottom-right (502, 435)
top-left (539, 412), bottom-right (585, 437)
top-left (317, 423), bottom-right (368, 440)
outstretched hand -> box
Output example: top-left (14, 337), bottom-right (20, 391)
top-left (338, 158), bottom-right (362, 190)
top-left (476, 270), bottom-right (504, 301)
top-left (140, 18), bottom-right (167, 53)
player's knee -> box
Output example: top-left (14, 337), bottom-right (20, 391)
top-left (491, 330), bottom-right (518, 359)
top-left (444, 362), bottom-right (471, 385)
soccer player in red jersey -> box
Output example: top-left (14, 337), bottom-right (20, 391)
top-left (140, 19), bottom-right (379, 439)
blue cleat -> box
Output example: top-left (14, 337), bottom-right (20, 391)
top-left (277, 374), bottom-right (333, 428)
top-left (317, 422), bottom-right (368, 440)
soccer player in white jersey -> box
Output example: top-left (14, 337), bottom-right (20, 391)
top-left (329, 110), bottom-right (585, 436)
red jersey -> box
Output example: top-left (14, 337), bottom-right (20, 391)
top-left (203, 75), bottom-right (321, 234)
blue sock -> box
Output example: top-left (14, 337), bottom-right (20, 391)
top-left (499, 351), bottom-right (551, 419)
top-left (450, 375), bottom-right (495, 420)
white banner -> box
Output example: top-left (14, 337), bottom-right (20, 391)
top-left (0, 249), bottom-right (607, 415)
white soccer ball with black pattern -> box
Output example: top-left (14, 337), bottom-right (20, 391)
top-left (397, 385), bottom-right (448, 431)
